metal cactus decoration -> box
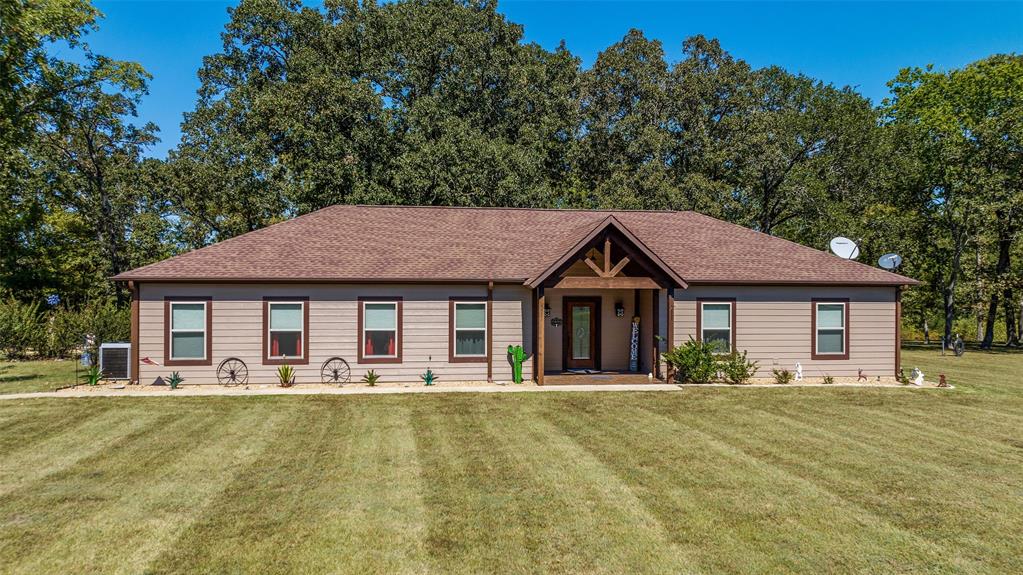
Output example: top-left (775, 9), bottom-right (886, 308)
top-left (420, 368), bottom-right (437, 386)
top-left (507, 345), bottom-right (527, 384)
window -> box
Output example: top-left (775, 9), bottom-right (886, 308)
top-left (262, 297), bottom-right (308, 365)
top-left (698, 299), bottom-right (734, 354)
top-left (450, 300), bottom-right (487, 361)
top-left (813, 300), bottom-right (849, 359)
top-left (170, 302), bottom-right (207, 360)
top-left (164, 297), bottom-right (211, 366)
top-left (359, 298), bottom-right (402, 363)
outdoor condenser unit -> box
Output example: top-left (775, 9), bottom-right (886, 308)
top-left (98, 342), bottom-right (131, 380)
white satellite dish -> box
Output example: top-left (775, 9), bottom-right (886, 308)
top-left (878, 253), bottom-right (903, 270)
top-left (829, 237), bottom-right (860, 260)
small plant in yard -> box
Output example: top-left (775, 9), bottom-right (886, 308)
top-left (276, 363), bottom-right (295, 387)
top-left (79, 364), bottom-right (102, 386)
top-left (772, 368), bottom-right (794, 385)
top-left (420, 368), bottom-right (437, 386)
top-left (662, 338), bottom-right (717, 383)
top-left (718, 351), bottom-right (758, 385)
top-left (167, 371), bottom-right (183, 390)
top-left (361, 369), bottom-right (380, 386)
top-left (897, 368), bottom-right (910, 385)
top-left (822, 375), bottom-right (835, 385)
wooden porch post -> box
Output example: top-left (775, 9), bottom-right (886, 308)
top-left (536, 287), bottom-right (545, 385)
top-left (652, 289), bottom-right (660, 380)
top-left (666, 287), bottom-right (675, 384)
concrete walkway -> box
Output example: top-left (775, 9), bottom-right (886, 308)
top-left (0, 380), bottom-right (949, 401)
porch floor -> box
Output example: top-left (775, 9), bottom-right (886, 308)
top-left (543, 371), bottom-right (661, 385)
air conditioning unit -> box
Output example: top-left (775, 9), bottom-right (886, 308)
top-left (99, 342), bottom-right (131, 380)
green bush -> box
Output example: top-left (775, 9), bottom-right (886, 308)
top-left (822, 375), bottom-right (835, 385)
top-left (719, 351), bottom-right (758, 385)
top-left (0, 297), bottom-right (129, 359)
top-left (0, 297), bottom-right (43, 359)
top-left (772, 368), bottom-right (794, 385)
top-left (663, 338), bottom-right (717, 383)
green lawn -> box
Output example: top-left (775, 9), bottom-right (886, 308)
top-left (0, 347), bottom-right (1021, 574)
top-left (0, 359), bottom-right (78, 394)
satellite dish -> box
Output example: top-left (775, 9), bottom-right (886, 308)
top-left (878, 253), bottom-right (903, 270)
top-left (829, 237), bottom-right (860, 260)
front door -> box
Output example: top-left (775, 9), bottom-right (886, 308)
top-left (564, 297), bottom-right (600, 370)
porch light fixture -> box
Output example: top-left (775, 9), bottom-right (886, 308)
top-left (544, 303), bottom-right (551, 318)
top-left (615, 302), bottom-right (625, 317)
top-left (551, 317), bottom-right (562, 327)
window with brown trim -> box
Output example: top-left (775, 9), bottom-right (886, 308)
top-left (696, 298), bottom-right (736, 354)
top-left (164, 296), bottom-right (212, 366)
top-left (358, 297), bottom-right (402, 363)
top-left (812, 299), bottom-right (849, 360)
top-left (262, 297), bottom-right (309, 365)
top-left (449, 298), bottom-right (487, 362)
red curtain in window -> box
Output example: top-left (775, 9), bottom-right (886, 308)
top-left (365, 336), bottom-right (374, 356)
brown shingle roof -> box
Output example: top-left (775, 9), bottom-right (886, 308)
top-left (114, 205), bottom-right (918, 286)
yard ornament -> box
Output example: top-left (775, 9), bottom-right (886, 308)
top-left (911, 368), bottom-right (925, 386)
top-left (794, 362), bottom-right (803, 381)
top-left (508, 345), bottom-right (527, 384)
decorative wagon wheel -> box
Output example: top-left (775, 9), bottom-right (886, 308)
top-left (216, 357), bottom-right (249, 386)
top-left (320, 357), bottom-right (351, 386)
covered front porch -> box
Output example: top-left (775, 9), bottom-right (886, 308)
top-left (527, 215), bottom-right (686, 385)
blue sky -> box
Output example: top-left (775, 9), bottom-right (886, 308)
top-left (76, 1), bottom-right (1023, 158)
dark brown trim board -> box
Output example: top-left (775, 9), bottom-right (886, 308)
top-left (357, 296), bottom-right (404, 364)
top-left (487, 282), bottom-right (494, 381)
top-left (895, 287), bottom-right (902, 375)
top-left (261, 296), bottom-right (310, 365)
top-left (130, 281), bottom-right (140, 383)
top-left (448, 296), bottom-right (488, 364)
top-left (810, 298), bottom-right (850, 361)
top-left (163, 296), bottom-right (213, 367)
top-left (666, 288), bottom-right (675, 383)
top-left (562, 296), bottom-right (601, 371)
top-left (696, 297), bottom-right (738, 354)
top-left (536, 287), bottom-right (545, 385)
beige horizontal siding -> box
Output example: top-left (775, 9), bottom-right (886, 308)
top-left (139, 283), bottom-right (533, 385)
top-left (672, 286), bottom-right (898, 377)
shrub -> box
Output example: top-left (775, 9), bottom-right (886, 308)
top-left (719, 351), bottom-right (758, 385)
top-left (0, 297), bottom-right (43, 359)
top-left (80, 364), bottom-right (102, 386)
top-left (420, 368), bottom-right (437, 386)
top-left (361, 369), bottom-right (381, 386)
top-left (277, 363), bottom-right (295, 387)
top-left (663, 338), bottom-right (717, 383)
top-left (822, 375), bottom-right (835, 385)
top-left (772, 368), bottom-right (794, 385)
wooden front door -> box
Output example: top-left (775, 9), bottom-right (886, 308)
top-left (564, 297), bottom-right (600, 370)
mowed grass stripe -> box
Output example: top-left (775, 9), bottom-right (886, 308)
top-left (0, 401), bottom-right (114, 454)
top-left (5, 401), bottom-right (288, 575)
top-left (0, 408), bottom-right (226, 566)
top-left (683, 403), bottom-right (1022, 570)
top-left (0, 407), bottom-right (163, 497)
top-left (410, 396), bottom-right (538, 573)
top-left (146, 397), bottom-right (430, 574)
top-left (273, 398), bottom-right (430, 574)
top-left (488, 400), bottom-right (698, 574)
top-left (545, 395), bottom-right (965, 573)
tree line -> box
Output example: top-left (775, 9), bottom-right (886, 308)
top-left (2, 0), bottom-right (1021, 350)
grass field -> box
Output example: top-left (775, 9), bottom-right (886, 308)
top-left (0, 359), bottom-right (78, 394)
top-left (0, 347), bottom-right (1021, 573)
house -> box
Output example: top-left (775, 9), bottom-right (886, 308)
top-left (113, 205), bottom-right (917, 385)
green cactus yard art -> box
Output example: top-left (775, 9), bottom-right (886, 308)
top-left (508, 345), bottom-right (527, 384)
